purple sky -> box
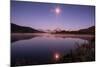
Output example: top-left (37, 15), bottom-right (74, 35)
top-left (11, 1), bottom-right (95, 31)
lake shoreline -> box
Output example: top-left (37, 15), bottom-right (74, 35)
top-left (11, 33), bottom-right (95, 36)
top-left (11, 33), bottom-right (95, 40)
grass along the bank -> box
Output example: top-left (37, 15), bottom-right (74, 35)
top-left (60, 39), bottom-right (95, 63)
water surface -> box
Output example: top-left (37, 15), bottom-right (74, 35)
top-left (11, 33), bottom-right (94, 66)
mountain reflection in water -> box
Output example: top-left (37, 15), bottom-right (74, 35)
top-left (11, 33), bottom-right (94, 43)
top-left (11, 33), bottom-right (95, 66)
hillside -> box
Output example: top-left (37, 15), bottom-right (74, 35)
top-left (53, 26), bottom-right (95, 35)
top-left (78, 26), bottom-right (95, 34)
top-left (11, 23), bottom-right (43, 33)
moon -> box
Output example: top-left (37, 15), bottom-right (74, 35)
top-left (50, 6), bottom-right (61, 15)
top-left (55, 7), bottom-right (61, 15)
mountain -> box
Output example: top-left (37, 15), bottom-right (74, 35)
top-left (78, 26), bottom-right (95, 34)
top-left (11, 23), bottom-right (43, 33)
top-left (53, 26), bottom-right (95, 35)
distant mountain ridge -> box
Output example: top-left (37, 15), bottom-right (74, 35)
top-left (11, 23), bottom-right (43, 33)
top-left (78, 26), bottom-right (95, 33)
top-left (53, 26), bottom-right (95, 34)
top-left (11, 23), bottom-right (95, 34)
